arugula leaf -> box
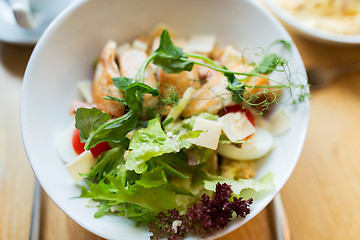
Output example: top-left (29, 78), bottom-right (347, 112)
top-left (107, 78), bottom-right (160, 113)
top-left (75, 108), bottom-right (111, 142)
top-left (85, 138), bottom-right (130, 181)
top-left (125, 117), bottom-right (179, 173)
top-left (124, 82), bottom-right (159, 112)
top-left (152, 29), bottom-right (194, 73)
top-left (84, 110), bottom-right (137, 149)
top-left (155, 29), bottom-right (182, 57)
top-left (153, 57), bottom-right (194, 73)
top-left (112, 76), bottom-right (133, 91)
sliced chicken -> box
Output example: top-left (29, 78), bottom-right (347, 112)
top-left (92, 40), bottom-right (125, 117)
top-left (117, 47), bottom-right (159, 108)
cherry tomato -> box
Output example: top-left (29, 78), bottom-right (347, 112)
top-left (90, 141), bottom-right (111, 158)
top-left (72, 128), bottom-right (85, 155)
top-left (223, 105), bottom-right (255, 126)
top-left (72, 128), bottom-right (111, 158)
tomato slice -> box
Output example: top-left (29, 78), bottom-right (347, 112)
top-left (72, 128), bottom-right (111, 157)
top-left (223, 105), bottom-right (255, 126)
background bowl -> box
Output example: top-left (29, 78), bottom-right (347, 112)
top-left (261, 0), bottom-right (360, 44)
top-left (20, 0), bottom-right (309, 239)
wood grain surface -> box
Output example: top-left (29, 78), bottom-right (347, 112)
top-left (1, 31), bottom-right (360, 240)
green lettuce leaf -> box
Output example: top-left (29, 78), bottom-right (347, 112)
top-left (93, 200), bottom-right (158, 222)
top-left (93, 200), bottom-right (110, 218)
top-left (184, 146), bottom-right (213, 165)
top-left (135, 167), bottom-right (167, 188)
top-left (116, 203), bottom-right (159, 222)
top-left (125, 117), bottom-right (180, 173)
top-left (204, 172), bottom-right (275, 197)
top-left (81, 165), bottom-right (176, 213)
top-left (148, 152), bottom-right (190, 179)
top-left (164, 112), bottom-right (219, 135)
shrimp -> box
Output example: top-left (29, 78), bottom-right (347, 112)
top-left (227, 62), bottom-right (269, 96)
top-left (117, 47), bottom-right (159, 108)
top-left (182, 70), bottom-right (232, 118)
top-left (220, 45), bottom-right (269, 95)
top-left (180, 43), bottom-right (272, 117)
top-left (158, 70), bottom-right (200, 99)
top-left (92, 41), bottom-right (125, 117)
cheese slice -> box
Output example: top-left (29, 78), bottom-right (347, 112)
top-left (65, 151), bottom-right (97, 182)
top-left (219, 112), bottom-right (256, 142)
top-left (190, 118), bottom-right (222, 150)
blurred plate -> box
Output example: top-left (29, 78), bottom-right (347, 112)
top-left (261, 0), bottom-right (360, 44)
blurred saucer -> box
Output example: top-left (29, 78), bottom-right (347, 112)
top-left (0, 0), bottom-right (73, 45)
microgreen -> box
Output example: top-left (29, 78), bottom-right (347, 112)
top-left (149, 30), bottom-right (307, 112)
top-left (223, 67), bottom-right (245, 104)
top-left (103, 29), bottom-right (308, 117)
top-left (252, 53), bottom-right (286, 75)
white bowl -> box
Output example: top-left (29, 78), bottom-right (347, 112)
top-left (261, 0), bottom-right (360, 44)
top-left (20, 0), bottom-right (310, 239)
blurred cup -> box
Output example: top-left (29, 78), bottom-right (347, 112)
top-left (7, 0), bottom-right (72, 29)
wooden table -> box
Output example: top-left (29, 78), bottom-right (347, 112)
top-left (1, 33), bottom-right (360, 240)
